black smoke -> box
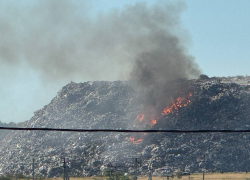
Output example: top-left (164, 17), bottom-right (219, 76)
top-left (0, 0), bottom-right (200, 122)
top-left (0, 0), bottom-right (199, 81)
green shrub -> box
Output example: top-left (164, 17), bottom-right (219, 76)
top-left (16, 174), bottom-right (26, 179)
top-left (104, 170), bottom-right (130, 180)
top-left (175, 171), bottom-right (182, 179)
top-left (0, 176), bottom-right (11, 180)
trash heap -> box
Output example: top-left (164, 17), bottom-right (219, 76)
top-left (1, 77), bottom-right (250, 177)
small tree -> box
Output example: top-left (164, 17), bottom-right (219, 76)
top-left (175, 171), bottom-right (182, 179)
top-left (0, 176), bottom-right (12, 180)
top-left (16, 174), bottom-right (26, 180)
top-left (104, 170), bottom-right (131, 180)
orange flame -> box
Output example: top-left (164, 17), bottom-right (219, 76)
top-left (134, 94), bottom-right (192, 126)
top-left (151, 119), bottom-right (157, 125)
top-left (136, 114), bottom-right (144, 122)
top-left (162, 96), bottom-right (191, 115)
top-left (129, 137), bottom-right (143, 144)
top-left (131, 93), bottom-right (192, 145)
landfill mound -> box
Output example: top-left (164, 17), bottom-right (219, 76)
top-left (1, 77), bottom-right (250, 177)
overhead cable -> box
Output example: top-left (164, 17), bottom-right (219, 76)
top-left (0, 127), bottom-right (250, 133)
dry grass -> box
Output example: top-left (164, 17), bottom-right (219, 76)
top-left (51, 173), bottom-right (250, 180)
top-left (142, 173), bottom-right (250, 180)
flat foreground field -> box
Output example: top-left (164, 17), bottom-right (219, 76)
top-left (55, 173), bottom-right (250, 180)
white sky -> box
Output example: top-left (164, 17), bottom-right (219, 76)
top-left (1, 0), bottom-right (250, 123)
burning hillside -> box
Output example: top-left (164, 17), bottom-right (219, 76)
top-left (134, 93), bottom-right (193, 127)
top-left (129, 91), bottom-right (193, 144)
top-left (1, 77), bottom-right (250, 177)
top-left (0, 0), bottom-right (248, 177)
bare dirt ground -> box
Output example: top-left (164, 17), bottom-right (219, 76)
top-left (51, 173), bottom-right (250, 180)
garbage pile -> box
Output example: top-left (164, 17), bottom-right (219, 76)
top-left (1, 77), bottom-right (250, 177)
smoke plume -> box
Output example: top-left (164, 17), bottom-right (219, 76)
top-left (0, 0), bottom-right (200, 122)
top-left (0, 0), bottom-right (199, 81)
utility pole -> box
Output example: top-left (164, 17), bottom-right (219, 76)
top-left (32, 158), bottom-right (35, 180)
top-left (107, 162), bottom-right (113, 180)
top-left (148, 169), bottom-right (152, 180)
top-left (134, 158), bottom-right (140, 180)
top-left (63, 158), bottom-right (66, 180)
top-left (109, 163), bottom-right (112, 180)
top-left (114, 166), bottom-right (117, 180)
top-left (62, 158), bottom-right (70, 180)
top-left (134, 158), bottom-right (138, 180)
top-left (202, 154), bottom-right (206, 180)
top-left (107, 161), bottom-right (123, 180)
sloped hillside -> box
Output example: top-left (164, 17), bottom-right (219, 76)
top-left (1, 79), bottom-right (250, 177)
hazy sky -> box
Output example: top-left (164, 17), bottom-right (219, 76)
top-left (0, 0), bottom-right (250, 123)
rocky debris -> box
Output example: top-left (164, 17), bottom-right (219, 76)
top-left (0, 78), bottom-right (250, 177)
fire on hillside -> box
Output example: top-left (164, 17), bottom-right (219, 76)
top-left (129, 93), bottom-right (192, 144)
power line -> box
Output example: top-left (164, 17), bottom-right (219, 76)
top-left (0, 127), bottom-right (250, 133)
